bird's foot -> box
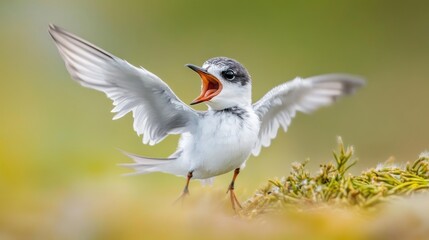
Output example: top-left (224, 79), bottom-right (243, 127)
top-left (173, 188), bottom-right (190, 206)
top-left (173, 171), bottom-right (193, 206)
top-left (227, 187), bottom-right (242, 212)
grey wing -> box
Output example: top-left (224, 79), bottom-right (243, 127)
top-left (49, 24), bottom-right (198, 145)
top-left (252, 74), bottom-right (365, 156)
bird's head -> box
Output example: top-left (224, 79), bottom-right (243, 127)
top-left (186, 57), bottom-right (251, 110)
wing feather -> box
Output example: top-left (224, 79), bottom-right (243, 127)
top-left (49, 24), bottom-right (198, 145)
top-left (252, 74), bottom-right (365, 156)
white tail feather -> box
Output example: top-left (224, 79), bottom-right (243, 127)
top-left (118, 149), bottom-right (182, 176)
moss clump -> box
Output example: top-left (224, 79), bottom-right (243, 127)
top-left (242, 138), bottom-right (429, 217)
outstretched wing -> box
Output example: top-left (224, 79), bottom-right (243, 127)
top-left (252, 74), bottom-right (365, 156)
top-left (49, 24), bottom-right (198, 145)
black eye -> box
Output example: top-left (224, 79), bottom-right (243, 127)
top-left (222, 70), bottom-right (235, 80)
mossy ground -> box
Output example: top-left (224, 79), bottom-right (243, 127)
top-left (232, 138), bottom-right (429, 239)
top-left (241, 138), bottom-right (429, 217)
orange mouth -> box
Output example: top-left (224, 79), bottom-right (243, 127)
top-left (186, 64), bottom-right (223, 105)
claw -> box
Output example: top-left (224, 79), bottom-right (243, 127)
top-left (173, 188), bottom-right (189, 205)
top-left (229, 188), bottom-right (243, 211)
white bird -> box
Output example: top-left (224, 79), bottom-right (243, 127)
top-left (48, 24), bottom-right (365, 210)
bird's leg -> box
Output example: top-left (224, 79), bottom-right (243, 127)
top-left (226, 168), bottom-right (242, 211)
top-left (174, 171), bottom-right (193, 205)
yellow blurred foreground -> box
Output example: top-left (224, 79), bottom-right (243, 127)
top-left (1, 181), bottom-right (429, 239)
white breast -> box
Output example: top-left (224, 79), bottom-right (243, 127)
top-left (178, 107), bottom-right (260, 179)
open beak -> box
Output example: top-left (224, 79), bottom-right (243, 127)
top-left (186, 64), bottom-right (223, 105)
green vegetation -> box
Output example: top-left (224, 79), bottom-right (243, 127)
top-left (242, 138), bottom-right (429, 217)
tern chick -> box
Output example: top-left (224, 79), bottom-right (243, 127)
top-left (48, 24), bottom-right (365, 211)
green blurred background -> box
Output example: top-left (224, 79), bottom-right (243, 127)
top-left (0, 0), bottom-right (428, 238)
